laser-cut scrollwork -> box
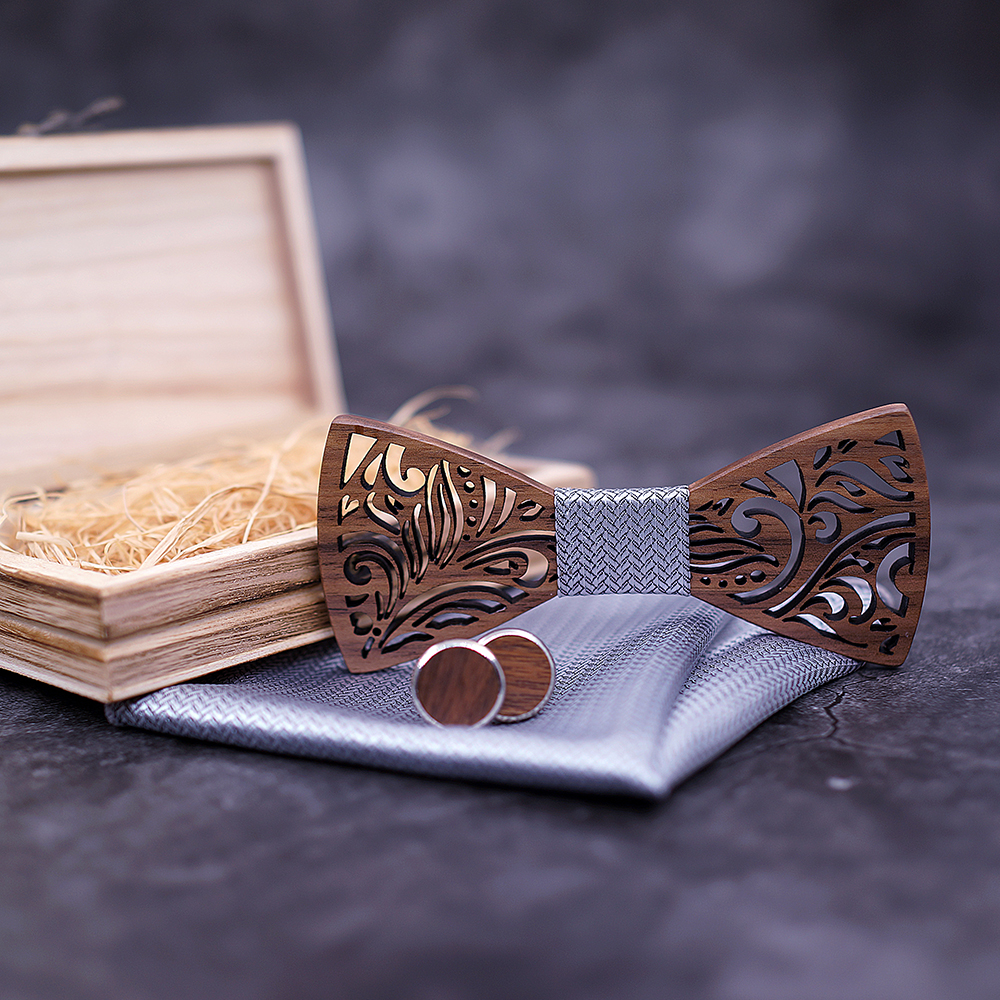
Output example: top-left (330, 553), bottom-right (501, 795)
top-left (319, 417), bottom-right (559, 673)
top-left (689, 404), bottom-right (929, 665)
top-left (322, 405), bottom-right (927, 673)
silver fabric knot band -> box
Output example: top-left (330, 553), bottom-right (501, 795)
top-left (554, 486), bottom-right (690, 596)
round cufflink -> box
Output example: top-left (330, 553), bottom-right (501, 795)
top-left (411, 639), bottom-right (506, 727)
top-left (411, 629), bottom-right (555, 727)
top-left (481, 628), bottom-right (555, 723)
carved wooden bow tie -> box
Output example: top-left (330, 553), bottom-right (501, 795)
top-left (317, 404), bottom-right (929, 673)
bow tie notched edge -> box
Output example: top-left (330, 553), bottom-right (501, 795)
top-left (317, 403), bottom-right (929, 674)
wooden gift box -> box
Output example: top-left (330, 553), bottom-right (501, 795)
top-left (0, 124), bottom-right (592, 702)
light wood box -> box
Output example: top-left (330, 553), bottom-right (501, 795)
top-left (0, 124), bottom-right (592, 702)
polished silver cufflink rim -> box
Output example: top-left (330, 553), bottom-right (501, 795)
top-left (411, 628), bottom-right (555, 727)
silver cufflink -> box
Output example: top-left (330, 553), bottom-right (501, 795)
top-left (411, 628), bottom-right (555, 727)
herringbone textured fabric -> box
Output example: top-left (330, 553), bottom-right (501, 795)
top-left (554, 486), bottom-right (689, 596)
top-left (106, 594), bottom-right (858, 798)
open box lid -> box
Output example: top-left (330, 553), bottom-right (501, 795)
top-left (0, 123), bottom-right (344, 492)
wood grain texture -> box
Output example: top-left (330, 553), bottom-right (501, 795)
top-left (318, 415), bottom-right (559, 674)
top-left (0, 123), bottom-right (342, 492)
top-left (0, 535), bottom-right (332, 702)
top-left (320, 405), bottom-right (929, 674)
top-left (482, 629), bottom-right (555, 722)
top-left (412, 640), bottom-right (505, 726)
top-left (689, 403), bottom-right (929, 666)
top-left (0, 125), bottom-right (341, 700)
top-left (0, 528), bottom-right (319, 638)
top-left (0, 584), bottom-right (333, 702)
top-left (0, 127), bottom-right (596, 702)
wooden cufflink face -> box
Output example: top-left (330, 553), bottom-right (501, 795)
top-left (481, 629), bottom-right (555, 723)
top-left (411, 639), bottom-right (505, 727)
top-left (411, 630), bottom-right (555, 726)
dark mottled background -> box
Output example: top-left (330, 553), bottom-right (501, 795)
top-left (3, 0), bottom-right (999, 482)
top-left (3, 4), bottom-right (1000, 999)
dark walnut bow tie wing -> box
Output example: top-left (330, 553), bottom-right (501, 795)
top-left (317, 416), bottom-right (560, 673)
top-left (318, 405), bottom-right (929, 674)
top-left (687, 403), bottom-right (929, 664)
